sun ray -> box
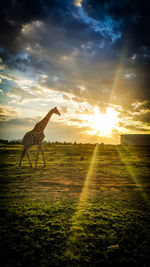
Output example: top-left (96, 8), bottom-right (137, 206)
top-left (79, 143), bottom-right (99, 203)
top-left (65, 141), bottom-right (100, 258)
top-left (108, 42), bottom-right (128, 103)
top-left (117, 145), bottom-right (150, 205)
top-left (72, 142), bottom-right (99, 223)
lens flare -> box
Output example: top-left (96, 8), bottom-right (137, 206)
top-left (93, 106), bottom-right (118, 136)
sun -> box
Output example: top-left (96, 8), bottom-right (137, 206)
top-left (92, 106), bottom-right (118, 136)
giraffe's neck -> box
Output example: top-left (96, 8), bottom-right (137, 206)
top-left (34, 109), bottom-right (54, 131)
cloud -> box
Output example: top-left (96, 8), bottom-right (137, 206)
top-left (72, 96), bottom-right (85, 103)
top-left (60, 105), bottom-right (68, 113)
top-left (0, 105), bottom-right (19, 121)
top-left (132, 111), bottom-right (150, 124)
top-left (69, 118), bottom-right (83, 124)
top-left (0, 117), bottom-right (93, 143)
top-left (1, 1), bottom-right (149, 106)
top-left (0, 0), bottom-right (150, 140)
top-left (131, 100), bottom-right (150, 112)
top-left (62, 94), bottom-right (70, 100)
top-left (118, 121), bottom-right (150, 133)
top-left (7, 87), bottom-right (37, 103)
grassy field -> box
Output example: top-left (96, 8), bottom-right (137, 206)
top-left (0, 143), bottom-right (150, 266)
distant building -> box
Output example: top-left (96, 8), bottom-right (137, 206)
top-left (120, 134), bottom-right (150, 146)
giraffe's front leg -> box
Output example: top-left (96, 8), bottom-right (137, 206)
top-left (40, 144), bottom-right (46, 167)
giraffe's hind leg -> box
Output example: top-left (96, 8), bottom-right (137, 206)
top-left (26, 149), bottom-right (33, 168)
top-left (40, 145), bottom-right (46, 167)
top-left (35, 145), bottom-right (40, 168)
top-left (19, 148), bottom-right (26, 168)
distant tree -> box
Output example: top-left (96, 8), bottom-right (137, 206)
top-left (0, 139), bottom-right (8, 144)
top-left (9, 139), bottom-right (21, 144)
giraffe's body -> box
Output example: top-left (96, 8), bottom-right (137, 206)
top-left (19, 107), bottom-right (61, 167)
top-left (22, 128), bottom-right (45, 148)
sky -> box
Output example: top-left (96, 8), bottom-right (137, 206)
top-left (0, 0), bottom-right (150, 144)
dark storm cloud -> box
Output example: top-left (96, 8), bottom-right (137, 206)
top-left (1, 0), bottom-right (150, 60)
top-left (1, 0), bottom-right (150, 127)
top-left (0, 0), bottom-right (71, 54)
top-left (83, 0), bottom-right (150, 51)
top-left (0, 0), bottom-right (102, 59)
top-left (82, 0), bottom-right (150, 105)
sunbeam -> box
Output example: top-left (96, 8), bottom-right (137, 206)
top-left (79, 143), bottom-right (99, 203)
top-left (72, 142), bottom-right (99, 221)
top-left (65, 142), bottom-right (99, 257)
top-left (108, 42), bottom-right (129, 104)
top-left (117, 145), bottom-right (149, 205)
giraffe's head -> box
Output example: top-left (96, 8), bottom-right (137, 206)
top-left (53, 106), bottom-right (61, 116)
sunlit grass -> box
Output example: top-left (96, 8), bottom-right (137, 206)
top-left (0, 143), bottom-right (150, 266)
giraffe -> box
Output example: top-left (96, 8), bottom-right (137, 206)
top-left (19, 106), bottom-right (61, 168)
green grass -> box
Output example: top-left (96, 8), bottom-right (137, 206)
top-left (0, 143), bottom-right (150, 266)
